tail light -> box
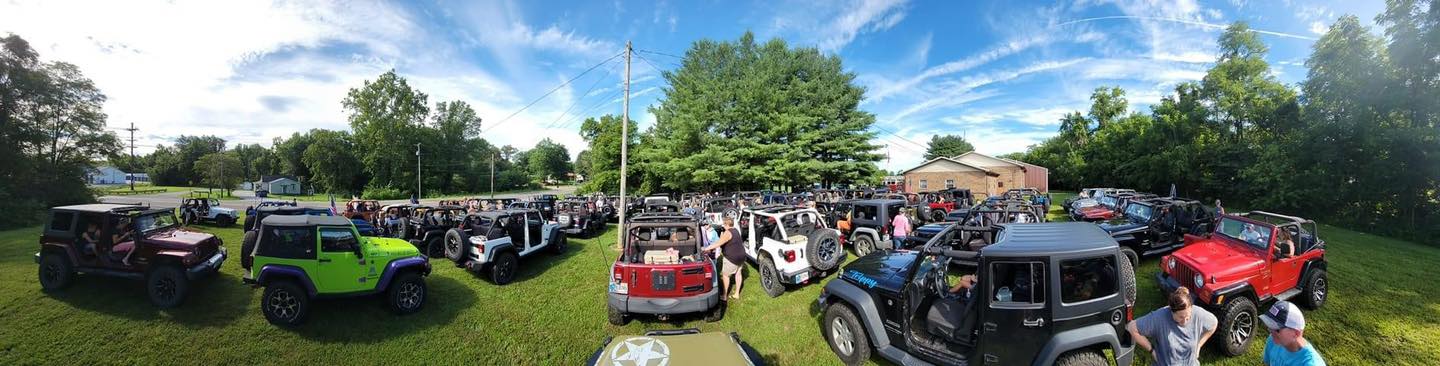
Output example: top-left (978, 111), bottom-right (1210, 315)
top-left (783, 250), bottom-right (796, 263)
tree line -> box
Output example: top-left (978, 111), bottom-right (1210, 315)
top-left (573, 33), bottom-right (886, 195)
top-left (112, 70), bottom-right (578, 200)
top-left (1010, 4), bottom-right (1439, 246)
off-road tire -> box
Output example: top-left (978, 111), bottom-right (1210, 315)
top-left (1298, 269), bottom-right (1327, 309)
top-left (549, 232), bottom-right (567, 255)
top-left (444, 229), bottom-right (470, 264)
top-left (385, 271), bottom-right (426, 315)
top-left (1119, 250), bottom-right (1137, 306)
top-left (607, 303), bottom-right (629, 325)
top-left (424, 236), bottom-right (445, 259)
top-left (1120, 246), bottom-right (1139, 269)
top-left (853, 234), bottom-right (876, 257)
top-left (1054, 349), bottom-right (1107, 366)
top-left (397, 217), bottom-right (411, 240)
top-left (490, 251), bottom-right (518, 285)
top-left (1218, 296), bottom-right (1258, 356)
top-left (217, 215), bottom-right (235, 227)
top-left (824, 302), bottom-right (871, 366)
top-left (262, 281), bottom-right (309, 326)
top-left (38, 252), bottom-right (74, 291)
top-left (758, 255), bottom-right (785, 298)
top-left (703, 300), bottom-right (725, 322)
top-left (146, 264), bottom-right (189, 309)
top-left (241, 230), bottom-right (259, 270)
top-left (806, 230), bottom-right (843, 271)
top-left (930, 210), bottom-right (945, 223)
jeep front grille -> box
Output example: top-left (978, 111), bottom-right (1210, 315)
top-left (1173, 261), bottom-right (1198, 291)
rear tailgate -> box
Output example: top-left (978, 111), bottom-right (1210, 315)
top-left (623, 260), bottom-right (714, 297)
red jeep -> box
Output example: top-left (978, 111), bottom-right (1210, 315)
top-left (1156, 211), bottom-right (1328, 357)
top-left (607, 213), bottom-right (724, 324)
top-left (920, 188), bottom-right (973, 223)
top-left (35, 204), bottom-right (227, 308)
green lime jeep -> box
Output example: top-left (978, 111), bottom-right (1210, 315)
top-left (242, 215), bottom-right (431, 326)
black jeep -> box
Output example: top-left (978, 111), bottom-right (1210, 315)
top-left (556, 199), bottom-right (606, 238)
top-left (817, 222), bottom-right (1137, 366)
top-left (842, 199), bottom-right (906, 257)
top-left (1099, 197), bottom-right (1217, 266)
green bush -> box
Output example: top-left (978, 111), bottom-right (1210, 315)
top-left (361, 187), bottom-right (408, 200)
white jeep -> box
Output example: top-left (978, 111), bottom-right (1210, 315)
top-left (738, 205), bottom-right (845, 297)
top-left (442, 209), bottom-right (567, 285)
top-left (179, 198), bottom-right (238, 227)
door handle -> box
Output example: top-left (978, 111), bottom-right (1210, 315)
top-left (1023, 318), bottom-right (1045, 327)
top-left (983, 322), bottom-right (997, 331)
top-left (318, 258), bottom-right (332, 263)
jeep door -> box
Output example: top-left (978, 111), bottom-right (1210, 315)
top-left (315, 226), bottom-right (370, 293)
top-left (1267, 225), bottom-right (1305, 293)
top-left (526, 211), bottom-right (544, 248)
top-left (978, 259), bottom-right (1051, 365)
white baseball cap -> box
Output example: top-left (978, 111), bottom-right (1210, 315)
top-left (1260, 300), bottom-right (1306, 331)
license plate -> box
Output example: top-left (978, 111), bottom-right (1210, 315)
top-left (794, 271), bottom-right (811, 283)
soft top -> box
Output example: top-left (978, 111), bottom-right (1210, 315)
top-left (982, 222), bottom-right (1119, 257)
top-left (853, 198), bottom-right (905, 206)
top-left (54, 203), bottom-right (147, 213)
top-left (262, 214), bottom-right (353, 227)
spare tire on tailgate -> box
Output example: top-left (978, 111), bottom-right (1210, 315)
top-left (240, 230), bottom-right (258, 270)
top-left (444, 228), bottom-right (471, 264)
top-left (806, 229), bottom-right (843, 271)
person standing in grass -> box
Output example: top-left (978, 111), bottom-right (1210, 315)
top-left (702, 218), bottom-right (744, 300)
top-left (1126, 287), bottom-right (1217, 366)
top-left (891, 209), bottom-right (912, 248)
top-left (1261, 301), bottom-right (1326, 366)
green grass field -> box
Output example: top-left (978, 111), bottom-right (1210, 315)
top-left (0, 194), bottom-right (1436, 365)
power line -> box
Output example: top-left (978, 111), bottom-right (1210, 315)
top-left (481, 50), bottom-right (626, 134)
top-left (544, 58), bottom-right (620, 130)
top-left (871, 124), bottom-right (930, 152)
top-left (632, 52), bottom-right (668, 76)
top-left (636, 49), bottom-right (684, 60)
top-left (555, 87), bottom-right (625, 130)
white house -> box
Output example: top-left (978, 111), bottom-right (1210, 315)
top-left (252, 175), bottom-right (303, 195)
top-left (87, 166), bottom-right (129, 185)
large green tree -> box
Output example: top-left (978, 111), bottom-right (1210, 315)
top-left (527, 138), bottom-right (571, 182)
top-left (302, 129), bottom-right (362, 194)
top-left (342, 70), bottom-right (430, 192)
top-left (922, 134), bottom-right (975, 160)
top-left (577, 114), bottom-right (638, 194)
top-left (640, 32), bottom-right (881, 192)
top-left (193, 152), bottom-right (243, 192)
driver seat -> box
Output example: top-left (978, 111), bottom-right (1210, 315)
top-left (926, 294), bottom-right (979, 346)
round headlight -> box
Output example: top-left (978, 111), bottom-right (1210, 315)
top-left (1193, 274), bottom-right (1205, 288)
top-left (1168, 258), bottom-right (1176, 271)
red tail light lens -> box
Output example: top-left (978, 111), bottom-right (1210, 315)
top-left (783, 250), bottom-right (796, 262)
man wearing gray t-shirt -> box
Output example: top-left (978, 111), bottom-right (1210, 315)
top-left (1126, 287), bottom-right (1218, 366)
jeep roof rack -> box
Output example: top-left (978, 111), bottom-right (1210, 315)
top-left (982, 222), bottom-right (1117, 256)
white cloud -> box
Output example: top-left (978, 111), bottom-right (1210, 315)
top-left (884, 58), bottom-right (1088, 125)
top-left (817, 0), bottom-right (909, 51)
top-left (866, 33), bottom-right (1056, 104)
top-left (1309, 21), bottom-right (1328, 35)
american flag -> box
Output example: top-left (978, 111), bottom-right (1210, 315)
top-left (329, 194), bottom-right (337, 215)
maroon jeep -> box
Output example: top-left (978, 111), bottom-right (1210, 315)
top-left (607, 212), bottom-right (724, 325)
top-left (35, 204), bottom-right (227, 308)
top-left (1156, 211), bottom-right (1327, 357)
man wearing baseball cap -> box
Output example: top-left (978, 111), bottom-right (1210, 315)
top-left (1261, 301), bottom-right (1326, 366)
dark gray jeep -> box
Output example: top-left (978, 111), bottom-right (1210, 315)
top-left (816, 222), bottom-right (1137, 366)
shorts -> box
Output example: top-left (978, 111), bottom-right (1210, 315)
top-left (721, 257), bottom-right (742, 276)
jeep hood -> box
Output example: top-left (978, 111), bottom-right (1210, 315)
top-left (840, 250), bottom-right (916, 293)
top-left (142, 229), bottom-right (214, 249)
top-left (366, 237), bottom-right (421, 257)
top-left (1098, 219), bottom-right (1146, 235)
top-left (1171, 238), bottom-right (1265, 279)
top-left (211, 207), bottom-right (237, 215)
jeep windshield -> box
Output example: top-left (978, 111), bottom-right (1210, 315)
top-left (1216, 217), bottom-right (1272, 251)
top-left (1097, 196), bottom-right (1118, 208)
top-left (1123, 203), bottom-right (1153, 222)
top-left (134, 210), bottom-right (179, 233)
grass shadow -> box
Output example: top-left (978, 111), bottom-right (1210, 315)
top-left (42, 271), bottom-right (254, 328)
top-left (286, 275), bottom-right (477, 343)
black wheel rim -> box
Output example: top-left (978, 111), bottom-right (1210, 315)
top-left (817, 238), bottom-right (838, 263)
top-left (498, 257), bottom-right (514, 282)
top-left (398, 282), bottom-right (423, 310)
top-left (268, 289), bottom-right (298, 320)
top-left (154, 277), bottom-right (176, 302)
top-left (446, 236), bottom-right (460, 256)
top-left (762, 263), bottom-right (776, 289)
top-left (1230, 311), bottom-right (1253, 347)
top-left (42, 262), bottom-right (60, 285)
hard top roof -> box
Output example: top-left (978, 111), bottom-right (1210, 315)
top-left (261, 214), bottom-right (353, 227)
top-left (256, 205), bottom-right (327, 214)
top-left (981, 222), bottom-right (1119, 257)
top-left (744, 205), bottom-right (814, 215)
top-left (470, 209), bottom-right (538, 217)
top-left (852, 198), bottom-right (906, 206)
top-left (53, 203), bottom-right (149, 213)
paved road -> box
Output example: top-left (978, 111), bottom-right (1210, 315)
top-left (97, 186), bottom-right (578, 211)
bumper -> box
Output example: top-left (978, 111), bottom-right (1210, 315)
top-left (608, 288), bottom-right (722, 315)
top-left (563, 226), bottom-right (585, 235)
top-left (187, 247), bottom-right (227, 280)
top-left (33, 252), bottom-right (40, 264)
top-left (1115, 344), bottom-right (1136, 366)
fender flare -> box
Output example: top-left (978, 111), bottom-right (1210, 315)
top-left (852, 227), bottom-right (881, 247)
top-left (1299, 260), bottom-right (1327, 283)
top-left (1211, 282), bottom-right (1256, 306)
top-left (257, 264), bottom-right (318, 298)
top-left (376, 255), bottom-right (431, 290)
top-left (1032, 323), bottom-right (1123, 366)
top-left (486, 239), bottom-right (517, 262)
top-left (820, 279), bottom-right (892, 349)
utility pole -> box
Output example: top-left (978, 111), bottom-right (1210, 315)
top-left (616, 41), bottom-right (631, 248)
top-left (124, 123), bottom-right (138, 191)
top-left (415, 143), bottom-right (422, 201)
top-left (489, 152), bottom-right (496, 199)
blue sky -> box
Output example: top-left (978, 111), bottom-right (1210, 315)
top-left (0, 0), bottom-right (1386, 172)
